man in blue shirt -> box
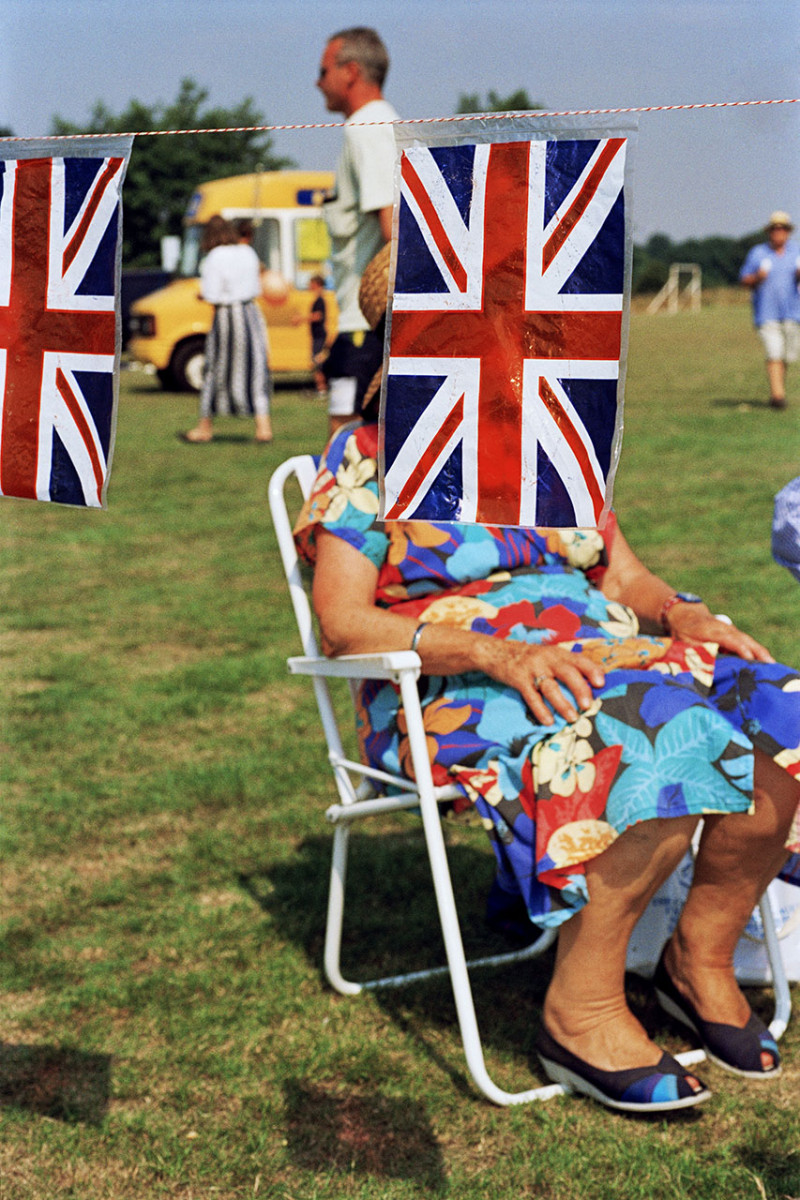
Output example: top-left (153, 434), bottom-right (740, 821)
top-left (740, 211), bottom-right (800, 409)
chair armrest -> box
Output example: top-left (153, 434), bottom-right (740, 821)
top-left (288, 651), bottom-right (422, 684)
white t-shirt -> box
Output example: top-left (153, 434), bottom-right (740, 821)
top-left (200, 243), bottom-right (263, 305)
top-left (324, 97), bottom-right (399, 331)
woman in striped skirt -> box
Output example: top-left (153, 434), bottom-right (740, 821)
top-left (181, 215), bottom-right (273, 444)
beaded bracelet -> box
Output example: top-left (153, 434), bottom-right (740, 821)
top-left (410, 622), bottom-right (429, 653)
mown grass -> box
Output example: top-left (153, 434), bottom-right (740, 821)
top-left (1, 294), bottom-right (800, 1199)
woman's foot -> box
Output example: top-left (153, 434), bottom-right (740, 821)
top-left (536, 1024), bottom-right (710, 1113)
top-left (544, 994), bottom-right (664, 1073)
top-left (654, 942), bottom-right (780, 1077)
top-left (178, 428), bottom-right (213, 443)
top-left (179, 417), bottom-right (214, 443)
top-left (660, 938), bottom-right (750, 1029)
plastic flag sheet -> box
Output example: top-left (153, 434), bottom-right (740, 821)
top-left (379, 115), bottom-right (637, 528)
top-left (0, 136), bottom-right (131, 507)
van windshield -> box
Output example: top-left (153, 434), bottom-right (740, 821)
top-left (177, 219), bottom-right (283, 278)
top-left (178, 227), bottom-right (204, 278)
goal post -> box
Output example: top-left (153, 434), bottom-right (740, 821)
top-left (645, 262), bottom-right (702, 314)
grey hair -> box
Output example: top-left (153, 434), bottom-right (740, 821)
top-left (329, 26), bottom-right (389, 88)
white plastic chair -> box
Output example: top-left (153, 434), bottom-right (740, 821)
top-left (268, 453), bottom-right (791, 1104)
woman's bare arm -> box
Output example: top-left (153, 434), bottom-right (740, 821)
top-left (602, 524), bottom-right (774, 662)
top-left (312, 529), bottom-right (606, 725)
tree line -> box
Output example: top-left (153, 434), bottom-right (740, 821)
top-left (632, 232), bottom-right (762, 293)
top-left (47, 79), bottom-right (291, 267)
top-left (2, 82), bottom-right (764, 286)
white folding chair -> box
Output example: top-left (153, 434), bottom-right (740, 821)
top-left (268, 453), bottom-right (791, 1104)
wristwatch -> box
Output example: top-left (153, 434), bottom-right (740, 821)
top-left (659, 591), bottom-right (703, 632)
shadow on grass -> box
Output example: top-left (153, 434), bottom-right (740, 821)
top-left (738, 1141), bottom-right (800, 1197)
top-left (173, 431), bottom-right (265, 444)
top-left (242, 833), bottom-right (767, 1103)
top-left (0, 1043), bottom-right (111, 1125)
top-left (283, 1078), bottom-right (446, 1186)
top-left (240, 831), bottom-right (555, 1086)
top-left (708, 397), bottom-right (772, 409)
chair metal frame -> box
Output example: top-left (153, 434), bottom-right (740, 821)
top-left (268, 453), bottom-right (791, 1105)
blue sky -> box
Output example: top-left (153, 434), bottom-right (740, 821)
top-left (1, 0), bottom-right (798, 241)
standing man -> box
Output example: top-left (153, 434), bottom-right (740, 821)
top-left (316, 26), bottom-right (398, 433)
top-left (740, 211), bottom-right (800, 409)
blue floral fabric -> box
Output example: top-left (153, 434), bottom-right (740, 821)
top-left (295, 423), bottom-right (800, 928)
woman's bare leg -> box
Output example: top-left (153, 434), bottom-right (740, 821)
top-left (664, 750), bottom-right (799, 1034)
top-left (767, 359), bottom-right (788, 406)
top-left (543, 815), bottom-right (699, 1071)
top-left (254, 413), bottom-right (273, 442)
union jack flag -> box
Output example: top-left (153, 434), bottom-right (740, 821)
top-left (0, 142), bottom-right (130, 507)
top-left (379, 134), bottom-right (631, 527)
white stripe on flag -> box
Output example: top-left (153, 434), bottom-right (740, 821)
top-left (383, 357), bottom-right (481, 520)
top-left (520, 358), bottom-right (618, 527)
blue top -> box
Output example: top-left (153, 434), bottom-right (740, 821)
top-left (740, 239), bottom-right (800, 325)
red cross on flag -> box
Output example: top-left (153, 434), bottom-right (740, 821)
top-left (0, 137), bottom-right (131, 507)
top-left (379, 122), bottom-right (635, 528)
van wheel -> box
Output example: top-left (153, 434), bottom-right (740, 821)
top-left (170, 337), bottom-right (206, 392)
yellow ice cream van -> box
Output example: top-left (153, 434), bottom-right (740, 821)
top-left (127, 170), bottom-right (337, 391)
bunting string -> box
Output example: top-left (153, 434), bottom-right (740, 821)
top-left (0, 97), bottom-right (798, 142)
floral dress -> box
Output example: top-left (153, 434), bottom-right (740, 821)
top-left (295, 423), bottom-right (800, 929)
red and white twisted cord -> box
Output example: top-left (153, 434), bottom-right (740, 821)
top-left (0, 97), bottom-right (797, 142)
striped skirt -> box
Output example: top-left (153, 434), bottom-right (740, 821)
top-left (200, 301), bottom-right (271, 417)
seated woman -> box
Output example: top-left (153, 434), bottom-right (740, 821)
top-left (294, 248), bottom-right (800, 1115)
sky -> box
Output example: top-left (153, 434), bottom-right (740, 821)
top-left (1, 0), bottom-right (798, 243)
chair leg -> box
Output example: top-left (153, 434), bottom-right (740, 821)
top-left (396, 672), bottom-right (566, 1105)
top-left (323, 823), bottom-right (363, 996)
top-left (760, 887), bottom-right (792, 1040)
top-left (421, 783), bottom-right (567, 1103)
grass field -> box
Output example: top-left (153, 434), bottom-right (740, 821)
top-left (1, 294), bottom-right (800, 1199)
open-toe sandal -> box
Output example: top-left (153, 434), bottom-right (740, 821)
top-left (653, 951), bottom-right (781, 1079)
top-left (536, 1024), bottom-right (711, 1114)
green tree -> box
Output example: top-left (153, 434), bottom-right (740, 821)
top-left (456, 88), bottom-right (544, 114)
top-left (51, 79), bottom-right (293, 266)
top-left (631, 252), bottom-right (669, 294)
top-left (643, 233), bottom-right (674, 262)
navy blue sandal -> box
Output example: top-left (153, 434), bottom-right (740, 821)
top-left (536, 1025), bottom-right (711, 1113)
top-left (653, 951), bottom-right (781, 1079)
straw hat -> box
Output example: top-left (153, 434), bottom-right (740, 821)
top-left (359, 241), bottom-right (392, 330)
top-left (358, 242), bottom-right (392, 413)
top-left (766, 210), bottom-right (794, 231)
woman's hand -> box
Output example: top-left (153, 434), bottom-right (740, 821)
top-left (665, 605), bottom-right (775, 663)
top-left (602, 524), bottom-right (776, 664)
top-left (477, 639), bottom-right (606, 726)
